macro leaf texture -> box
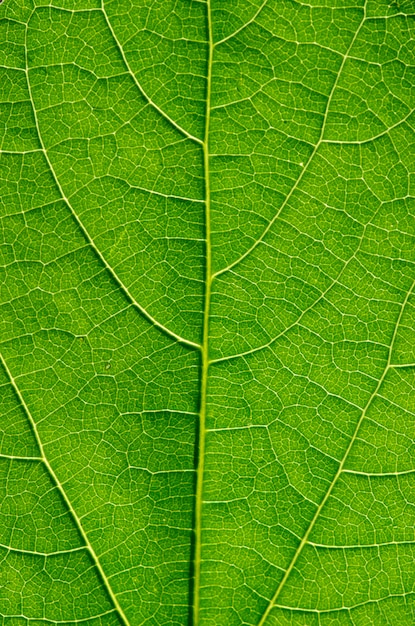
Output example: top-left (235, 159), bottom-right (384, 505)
top-left (2, 0), bottom-right (415, 624)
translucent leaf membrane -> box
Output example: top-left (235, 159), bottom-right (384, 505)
top-left (1, 0), bottom-right (415, 625)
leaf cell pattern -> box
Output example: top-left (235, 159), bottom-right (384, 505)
top-left (1, 0), bottom-right (415, 625)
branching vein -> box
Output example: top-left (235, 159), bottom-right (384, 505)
top-left (256, 277), bottom-right (415, 625)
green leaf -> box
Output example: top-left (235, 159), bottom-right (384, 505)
top-left (1, 0), bottom-right (415, 624)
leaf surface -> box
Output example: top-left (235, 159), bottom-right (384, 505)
top-left (1, 0), bottom-right (415, 625)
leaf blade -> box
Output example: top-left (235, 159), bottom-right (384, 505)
top-left (2, 1), bottom-right (415, 625)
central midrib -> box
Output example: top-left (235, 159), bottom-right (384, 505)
top-left (194, 6), bottom-right (371, 625)
top-left (193, 0), bottom-right (214, 624)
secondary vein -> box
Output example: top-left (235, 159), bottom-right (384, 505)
top-left (256, 277), bottom-right (415, 625)
top-left (22, 20), bottom-right (198, 351)
top-left (0, 352), bottom-right (131, 626)
top-left (21, 16), bottom-right (133, 626)
top-left (213, 4), bottom-right (367, 281)
top-left (101, 1), bottom-right (203, 146)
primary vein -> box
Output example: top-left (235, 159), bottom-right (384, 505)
top-left (193, 1), bottom-right (214, 623)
